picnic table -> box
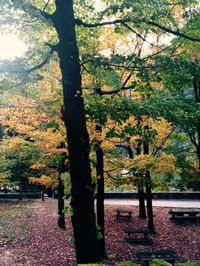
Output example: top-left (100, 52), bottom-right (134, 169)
top-left (169, 208), bottom-right (200, 222)
top-left (136, 248), bottom-right (178, 265)
top-left (124, 227), bottom-right (153, 245)
top-left (115, 208), bottom-right (133, 221)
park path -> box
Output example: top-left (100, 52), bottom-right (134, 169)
top-left (103, 199), bottom-right (200, 208)
top-left (47, 197), bottom-right (200, 208)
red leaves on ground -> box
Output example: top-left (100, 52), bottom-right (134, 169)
top-left (104, 205), bottom-right (200, 265)
top-left (0, 201), bottom-right (199, 266)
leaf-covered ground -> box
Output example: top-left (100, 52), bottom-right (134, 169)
top-left (0, 200), bottom-right (199, 266)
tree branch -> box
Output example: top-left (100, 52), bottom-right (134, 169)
top-left (152, 127), bottom-right (176, 156)
top-left (0, 49), bottom-right (54, 89)
top-left (122, 22), bottom-right (158, 48)
top-left (97, 84), bottom-right (137, 95)
top-left (142, 18), bottom-right (200, 42)
top-left (187, 129), bottom-right (198, 149)
top-left (104, 170), bottom-right (127, 180)
top-left (42, 0), bottom-right (51, 12)
top-left (121, 70), bottom-right (134, 88)
top-left (26, 49), bottom-right (54, 75)
top-left (75, 18), bottom-right (200, 43)
top-left (11, 0), bottom-right (52, 23)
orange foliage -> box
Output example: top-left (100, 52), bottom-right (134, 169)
top-left (29, 175), bottom-right (58, 188)
top-left (126, 152), bottom-right (176, 176)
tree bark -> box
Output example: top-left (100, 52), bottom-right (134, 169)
top-left (135, 143), bottom-right (146, 218)
top-left (197, 127), bottom-right (200, 170)
top-left (138, 187), bottom-right (146, 218)
top-left (19, 186), bottom-right (22, 201)
top-left (57, 173), bottom-right (66, 229)
top-left (143, 143), bottom-right (155, 233)
top-left (193, 77), bottom-right (200, 103)
top-left (41, 190), bottom-right (44, 201)
top-left (47, 188), bottom-right (53, 197)
top-left (52, 1), bottom-right (99, 263)
top-left (96, 143), bottom-right (106, 259)
top-left (193, 77), bottom-right (200, 170)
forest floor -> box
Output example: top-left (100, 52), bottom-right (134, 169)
top-left (0, 200), bottom-right (200, 266)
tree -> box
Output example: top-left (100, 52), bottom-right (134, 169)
top-left (52, 2), bottom-right (99, 262)
top-left (0, 137), bottom-right (40, 192)
top-left (142, 57), bottom-right (200, 182)
top-left (87, 96), bottom-right (176, 232)
top-left (1, 0), bottom-right (199, 263)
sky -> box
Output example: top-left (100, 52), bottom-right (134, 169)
top-left (0, 34), bottom-right (27, 60)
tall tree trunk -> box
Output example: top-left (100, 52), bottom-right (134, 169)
top-left (193, 77), bottom-right (200, 170)
top-left (117, 144), bottom-right (146, 218)
top-left (52, 1), bottom-right (99, 263)
top-left (57, 173), bottom-right (66, 229)
top-left (0, 125), bottom-right (3, 140)
top-left (96, 143), bottom-right (106, 259)
top-left (41, 189), bottom-right (44, 201)
top-left (145, 171), bottom-right (155, 233)
top-left (197, 126), bottom-right (200, 170)
top-left (193, 77), bottom-right (200, 103)
top-left (138, 187), bottom-right (146, 218)
top-left (135, 144), bottom-right (146, 218)
top-left (19, 186), bottom-right (22, 201)
top-left (47, 188), bottom-right (53, 197)
top-left (143, 143), bottom-right (155, 233)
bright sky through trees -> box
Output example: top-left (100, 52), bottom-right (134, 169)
top-left (0, 34), bottom-right (27, 60)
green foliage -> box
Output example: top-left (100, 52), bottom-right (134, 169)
top-left (77, 264), bottom-right (105, 266)
top-left (176, 263), bottom-right (200, 266)
top-left (150, 259), bottom-right (172, 266)
top-left (116, 261), bottom-right (200, 266)
top-left (96, 225), bottom-right (103, 240)
top-left (0, 138), bottom-right (40, 189)
top-left (61, 172), bottom-right (71, 198)
top-left (0, 0), bottom-right (200, 197)
top-left (76, 261), bottom-right (200, 266)
top-left (116, 262), bottom-right (140, 266)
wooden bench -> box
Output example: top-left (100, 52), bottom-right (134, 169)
top-left (115, 208), bottom-right (133, 221)
top-left (124, 227), bottom-right (153, 245)
top-left (169, 208), bottom-right (200, 223)
top-left (136, 249), bottom-right (178, 265)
